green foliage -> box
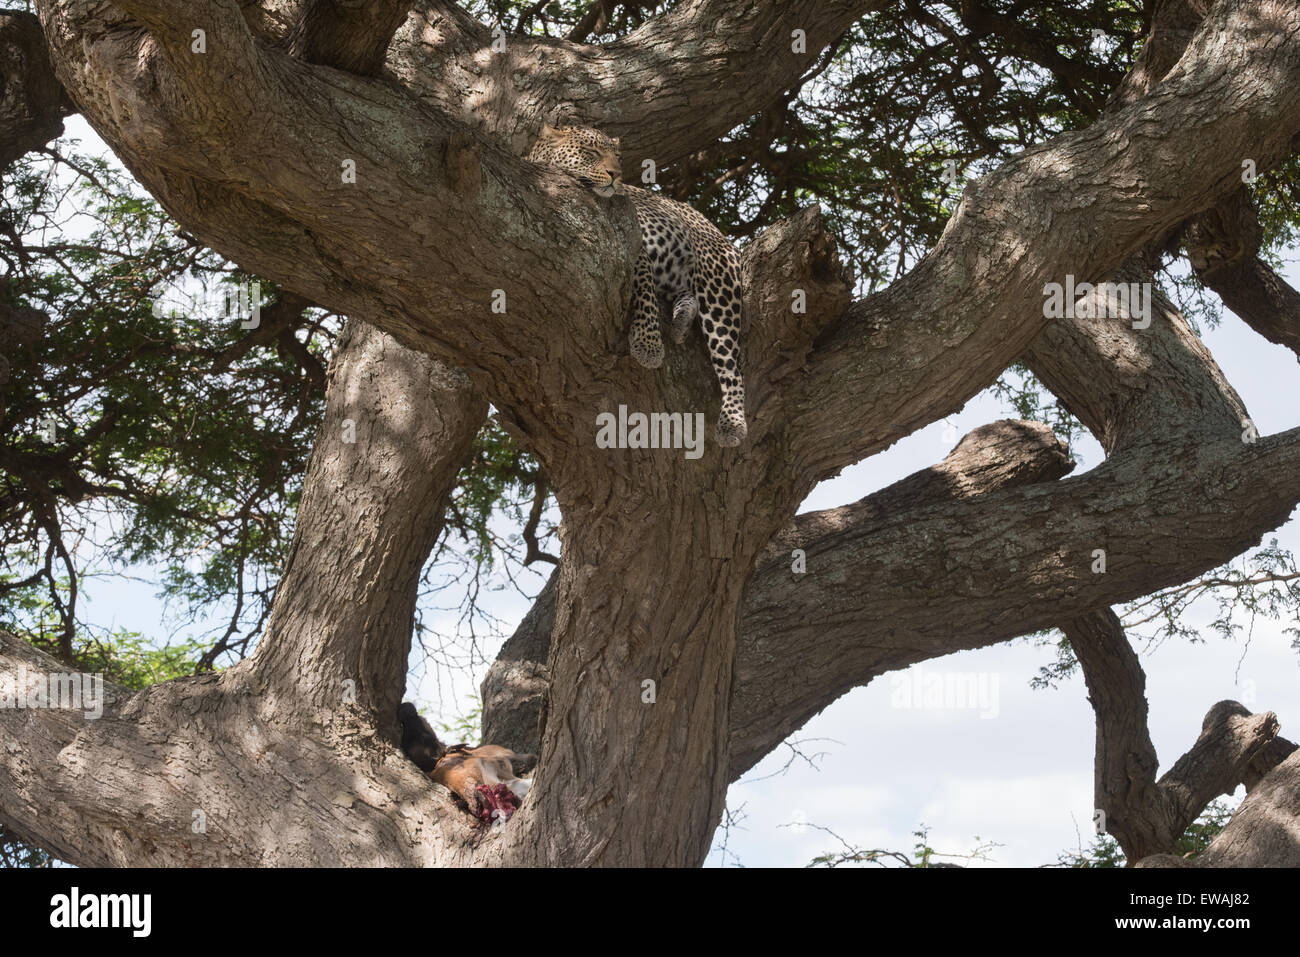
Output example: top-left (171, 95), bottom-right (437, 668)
top-left (805, 823), bottom-right (999, 867)
top-left (1056, 800), bottom-right (1235, 867)
top-left (438, 700), bottom-right (484, 746)
top-left (1055, 832), bottom-right (1126, 868)
top-left (446, 417), bottom-right (542, 571)
top-left (658, 2), bottom-right (1145, 287)
top-left (462, 0), bottom-right (672, 41)
top-left (0, 827), bottom-right (50, 868)
top-left (990, 363), bottom-right (1087, 461)
top-left (1, 144), bottom-right (334, 664)
top-left (1254, 154), bottom-right (1300, 264)
top-left (1031, 539), bottom-right (1300, 690)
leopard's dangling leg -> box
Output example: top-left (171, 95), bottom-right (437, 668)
top-left (670, 295), bottom-right (698, 345)
top-left (696, 253), bottom-right (747, 446)
top-left (629, 254), bottom-right (665, 368)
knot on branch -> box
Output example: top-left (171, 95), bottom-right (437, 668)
top-left (287, 0), bottom-right (413, 76)
top-left (742, 204), bottom-right (853, 380)
top-left (945, 419), bottom-right (1074, 488)
top-left (1186, 189), bottom-right (1261, 279)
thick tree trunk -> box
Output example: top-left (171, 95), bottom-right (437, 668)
top-left (528, 499), bottom-right (752, 865)
top-left (252, 318), bottom-right (485, 728)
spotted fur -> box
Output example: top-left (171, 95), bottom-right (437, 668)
top-left (527, 124), bottom-right (747, 446)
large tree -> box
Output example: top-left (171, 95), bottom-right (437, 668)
top-left (2, 0), bottom-right (1299, 866)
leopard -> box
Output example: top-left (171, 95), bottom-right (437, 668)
top-left (526, 123), bottom-right (747, 447)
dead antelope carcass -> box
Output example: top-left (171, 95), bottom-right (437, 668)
top-left (431, 744), bottom-right (533, 824)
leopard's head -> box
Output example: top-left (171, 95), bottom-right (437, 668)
top-left (526, 123), bottom-right (622, 197)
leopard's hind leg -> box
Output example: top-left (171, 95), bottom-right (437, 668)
top-left (629, 254), bottom-right (664, 368)
top-left (695, 248), bottom-right (747, 446)
top-left (670, 295), bottom-right (698, 345)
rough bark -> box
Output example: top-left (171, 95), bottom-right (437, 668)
top-left (285, 0), bottom-right (412, 76)
top-left (796, 1), bottom-right (1300, 477)
top-left (1128, 702), bottom-right (1300, 867)
top-left (0, 317), bottom-right (488, 865)
top-left (252, 318), bottom-right (484, 726)
top-left (491, 247), bottom-right (1300, 782)
top-left (1069, 609), bottom-right (1296, 860)
top-left (272, 0), bottom-right (889, 164)
top-left (1191, 747), bottom-right (1300, 866)
top-left (484, 417), bottom-right (1075, 760)
top-left (0, 9), bottom-right (73, 168)
top-left (1187, 189), bottom-right (1300, 361)
top-left (494, 422), bottom-right (1300, 783)
top-left (0, 625), bottom-right (486, 866)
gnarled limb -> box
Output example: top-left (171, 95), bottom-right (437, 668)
top-left (1187, 189), bottom-right (1300, 361)
top-left (1065, 609), bottom-right (1162, 860)
top-left (9, 0), bottom-right (1300, 866)
top-left (790, 0), bottom-right (1300, 478)
top-left (1067, 611), bottom-right (1296, 861)
top-left (1190, 746), bottom-right (1300, 866)
top-left (485, 414), bottom-right (1300, 784)
top-left (0, 9), bottom-right (73, 168)
top-left (1, 315), bottom-right (492, 865)
top-left (1130, 704), bottom-right (1299, 868)
top-left (0, 626), bottom-right (486, 866)
top-left (385, 1), bottom-right (890, 164)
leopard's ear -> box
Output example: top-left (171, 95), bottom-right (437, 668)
top-left (539, 122), bottom-right (561, 140)
top-left (610, 136), bottom-right (621, 149)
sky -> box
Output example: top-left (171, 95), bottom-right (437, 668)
top-left (52, 114), bottom-right (1300, 868)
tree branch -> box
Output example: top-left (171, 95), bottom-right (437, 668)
top-left (0, 9), bottom-right (73, 168)
top-left (389, 0), bottom-right (890, 165)
top-left (483, 417), bottom-right (1075, 758)
top-left (1187, 188), bottom-right (1300, 361)
top-left (1065, 609), bottom-right (1163, 859)
top-left (0, 626), bottom-right (488, 865)
top-left (788, 0), bottom-right (1300, 478)
top-left (1065, 611), bottom-right (1295, 861)
top-left (1187, 745), bottom-right (1300, 865)
top-left (38, 0), bottom-right (644, 468)
top-left (250, 319), bottom-right (485, 725)
top-left (1133, 705), bottom-right (1300, 867)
